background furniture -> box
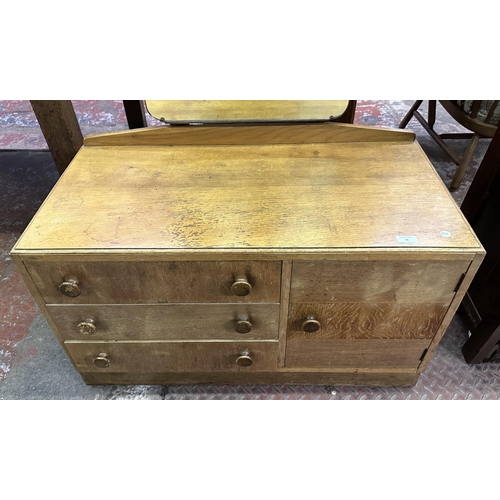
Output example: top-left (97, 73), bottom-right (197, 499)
top-left (460, 126), bottom-right (500, 363)
top-left (29, 100), bottom-right (147, 174)
top-left (399, 100), bottom-right (499, 190)
top-left (11, 122), bottom-right (483, 386)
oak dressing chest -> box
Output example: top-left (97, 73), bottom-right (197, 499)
top-left (11, 121), bottom-right (485, 386)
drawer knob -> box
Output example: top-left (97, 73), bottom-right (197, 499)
top-left (93, 353), bottom-right (110, 368)
top-left (58, 278), bottom-right (81, 298)
top-left (77, 319), bottom-right (96, 336)
top-left (236, 350), bottom-right (253, 367)
top-left (302, 316), bottom-right (321, 333)
top-left (231, 277), bottom-right (252, 296)
top-left (235, 317), bottom-right (252, 334)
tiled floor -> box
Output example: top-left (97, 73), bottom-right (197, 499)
top-left (1, 100), bottom-right (498, 399)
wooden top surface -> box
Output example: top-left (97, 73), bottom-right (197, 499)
top-left (145, 100), bottom-right (350, 123)
top-left (15, 126), bottom-right (481, 254)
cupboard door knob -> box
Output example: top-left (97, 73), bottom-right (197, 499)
top-left (236, 350), bottom-right (253, 367)
top-left (93, 353), bottom-right (110, 368)
top-left (58, 278), bottom-right (81, 298)
top-left (302, 316), bottom-right (321, 333)
top-left (77, 318), bottom-right (96, 335)
top-left (231, 278), bottom-right (252, 296)
top-left (235, 317), bottom-right (252, 334)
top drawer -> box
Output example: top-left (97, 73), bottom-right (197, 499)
top-left (24, 260), bottom-right (282, 304)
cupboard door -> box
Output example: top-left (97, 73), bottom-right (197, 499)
top-left (286, 259), bottom-right (470, 369)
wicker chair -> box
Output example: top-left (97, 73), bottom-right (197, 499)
top-left (399, 100), bottom-right (499, 190)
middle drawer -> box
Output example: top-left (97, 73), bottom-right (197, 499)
top-left (47, 303), bottom-right (280, 341)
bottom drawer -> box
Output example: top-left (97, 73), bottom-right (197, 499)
top-left (65, 341), bottom-right (278, 373)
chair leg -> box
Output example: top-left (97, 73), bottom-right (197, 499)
top-left (413, 109), bottom-right (461, 164)
top-left (450, 133), bottom-right (480, 190)
top-left (398, 100), bottom-right (423, 129)
top-left (428, 100), bottom-right (436, 129)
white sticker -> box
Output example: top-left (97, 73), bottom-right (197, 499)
top-left (396, 236), bottom-right (418, 243)
top-left (441, 231), bottom-right (451, 237)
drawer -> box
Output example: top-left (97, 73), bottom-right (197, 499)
top-left (285, 339), bottom-right (429, 369)
top-left (65, 341), bottom-right (279, 373)
top-left (48, 304), bottom-right (280, 341)
top-left (25, 260), bottom-right (281, 304)
top-left (291, 260), bottom-right (471, 303)
top-left (288, 302), bottom-right (447, 340)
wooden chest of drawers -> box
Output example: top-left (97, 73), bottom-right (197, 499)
top-left (11, 122), bottom-right (485, 386)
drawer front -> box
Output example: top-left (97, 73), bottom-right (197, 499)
top-left (48, 304), bottom-right (280, 341)
top-left (26, 260), bottom-right (281, 304)
top-left (65, 341), bottom-right (278, 373)
top-left (291, 260), bottom-right (471, 303)
top-left (288, 302), bottom-right (447, 340)
top-left (285, 339), bottom-right (429, 369)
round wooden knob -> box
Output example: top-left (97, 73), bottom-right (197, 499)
top-left (58, 279), bottom-right (81, 298)
top-left (235, 317), bottom-right (252, 334)
top-left (77, 318), bottom-right (96, 336)
top-left (93, 353), bottom-right (110, 368)
top-left (236, 350), bottom-right (253, 367)
top-left (231, 278), bottom-right (252, 296)
top-left (302, 316), bottom-right (321, 333)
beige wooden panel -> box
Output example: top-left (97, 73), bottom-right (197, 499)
top-left (48, 303), bottom-right (279, 341)
top-left (26, 260), bottom-right (281, 304)
top-left (145, 100), bottom-right (349, 123)
top-left (291, 260), bottom-right (470, 303)
top-left (84, 122), bottom-right (415, 146)
top-left (65, 341), bottom-right (278, 373)
top-left (288, 302), bottom-right (448, 340)
top-left (285, 339), bottom-right (429, 369)
top-left (14, 143), bottom-right (481, 252)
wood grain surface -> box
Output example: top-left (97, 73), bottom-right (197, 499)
top-left (83, 122), bottom-right (415, 147)
top-left (65, 341), bottom-right (279, 373)
top-left (80, 370), bottom-right (420, 386)
top-left (25, 260), bottom-right (281, 304)
top-left (287, 302), bottom-right (448, 340)
top-left (48, 303), bottom-right (279, 341)
top-left (285, 339), bottom-right (429, 369)
top-left (145, 100), bottom-right (350, 123)
top-left (277, 260), bottom-right (292, 367)
top-left (291, 260), bottom-right (470, 303)
top-left (14, 142), bottom-right (481, 252)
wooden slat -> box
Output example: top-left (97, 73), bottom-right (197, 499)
top-left (286, 339), bottom-right (429, 369)
top-left (83, 122), bottom-right (415, 146)
top-left (145, 100), bottom-right (350, 123)
top-left (15, 250), bottom-right (479, 261)
top-left (291, 260), bottom-right (471, 303)
top-left (287, 302), bottom-right (448, 340)
top-left (81, 370), bottom-right (420, 386)
top-left (24, 260), bottom-right (281, 304)
top-left (277, 261), bottom-right (292, 367)
top-left (13, 142), bottom-right (481, 252)
top-left (47, 303), bottom-right (280, 341)
top-left (485, 101), bottom-right (499, 124)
